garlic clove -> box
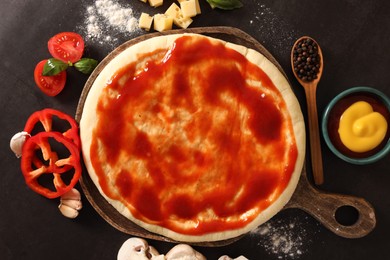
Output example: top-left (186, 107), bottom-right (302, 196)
top-left (61, 188), bottom-right (81, 200)
top-left (60, 199), bottom-right (83, 210)
top-left (59, 188), bottom-right (82, 218)
top-left (59, 204), bottom-right (79, 219)
top-left (9, 131), bottom-right (30, 158)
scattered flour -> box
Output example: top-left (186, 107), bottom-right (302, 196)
top-left (248, 3), bottom-right (296, 58)
top-left (78, 1), bottom-right (296, 55)
top-left (250, 216), bottom-right (317, 259)
top-left (80, 0), bottom-right (141, 48)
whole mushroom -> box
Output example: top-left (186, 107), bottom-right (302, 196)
top-left (218, 256), bottom-right (248, 260)
top-left (117, 237), bottom-right (162, 260)
top-left (117, 238), bottom-right (247, 260)
top-left (165, 244), bottom-right (206, 260)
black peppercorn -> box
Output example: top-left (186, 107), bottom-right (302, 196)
top-left (292, 37), bottom-right (321, 82)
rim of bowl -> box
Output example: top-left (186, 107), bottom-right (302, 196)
top-left (322, 86), bottom-right (390, 165)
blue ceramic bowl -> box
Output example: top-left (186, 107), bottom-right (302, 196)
top-left (322, 86), bottom-right (390, 165)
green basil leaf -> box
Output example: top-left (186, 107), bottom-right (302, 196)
top-left (206, 0), bottom-right (243, 10)
top-left (74, 58), bottom-right (98, 74)
top-left (42, 58), bottom-right (68, 76)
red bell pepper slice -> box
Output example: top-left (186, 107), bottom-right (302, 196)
top-left (23, 108), bottom-right (80, 148)
top-left (21, 131), bottom-right (81, 199)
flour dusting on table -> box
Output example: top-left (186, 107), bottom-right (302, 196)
top-left (249, 3), bottom-right (296, 57)
top-left (250, 216), bottom-right (317, 259)
top-left (79, 0), bottom-right (141, 47)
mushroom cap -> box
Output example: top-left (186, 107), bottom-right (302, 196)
top-left (218, 256), bottom-right (233, 260)
top-left (117, 237), bottom-right (161, 260)
top-left (218, 256), bottom-right (248, 260)
top-left (149, 246), bottom-right (162, 259)
top-left (165, 244), bottom-right (205, 260)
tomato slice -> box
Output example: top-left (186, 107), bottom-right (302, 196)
top-left (48, 32), bottom-right (85, 63)
top-left (34, 60), bottom-right (66, 96)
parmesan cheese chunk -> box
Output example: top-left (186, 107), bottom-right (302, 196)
top-left (153, 14), bottom-right (173, 32)
top-left (139, 13), bottom-right (154, 31)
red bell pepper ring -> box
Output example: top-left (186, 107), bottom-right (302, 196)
top-left (23, 108), bottom-right (80, 149)
top-left (21, 131), bottom-right (81, 199)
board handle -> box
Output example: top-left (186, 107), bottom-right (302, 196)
top-left (285, 169), bottom-right (376, 238)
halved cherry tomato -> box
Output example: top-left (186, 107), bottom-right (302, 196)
top-left (21, 131), bottom-right (81, 199)
top-left (48, 32), bottom-right (85, 63)
top-left (34, 60), bottom-right (66, 96)
top-left (24, 108), bottom-right (80, 149)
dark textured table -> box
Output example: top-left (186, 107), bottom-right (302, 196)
top-left (1, 1), bottom-right (389, 259)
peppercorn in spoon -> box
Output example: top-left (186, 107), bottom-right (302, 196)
top-left (291, 36), bottom-right (324, 185)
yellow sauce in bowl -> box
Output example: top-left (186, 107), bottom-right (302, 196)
top-left (339, 101), bottom-right (388, 153)
top-left (325, 91), bottom-right (390, 160)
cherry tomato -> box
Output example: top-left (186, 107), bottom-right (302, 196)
top-left (48, 32), bottom-right (85, 63)
top-left (34, 60), bottom-right (66, 96)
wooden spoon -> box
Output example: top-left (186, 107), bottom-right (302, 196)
top-left (291, 36), bottom-right (324, 185)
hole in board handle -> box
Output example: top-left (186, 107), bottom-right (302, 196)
top-left (335, 205), bottom-right (360, 226)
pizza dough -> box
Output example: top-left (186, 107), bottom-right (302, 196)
top-left (80, 33), bottom-right (305, 242)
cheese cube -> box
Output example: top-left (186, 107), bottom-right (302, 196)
top-left (153, 14), bottom-right (173, 32)
top-left (165, 3), bottom-right (182, 18)
top-left (174, 16), bottom-right (193, 29)
top-left (139, 13), bottom-right (153, 31)
top-left (194, 0), bottom-right (201, 14)
top-left (138, 0), bottom-right (147, 3)
top-left (180, 0), bottom-right (197, 18)
top-left (149, 0), bottom-right (163, 7)
top-left (165, 3), bottom-right (193, 29)
top-left (177, 0), bottom-right (201, 15)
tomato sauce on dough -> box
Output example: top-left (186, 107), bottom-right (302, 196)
top-left (90, 36), bottom-right (298, 235)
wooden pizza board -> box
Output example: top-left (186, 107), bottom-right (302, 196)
top-left (75, 26), bottom-right (376, 246)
